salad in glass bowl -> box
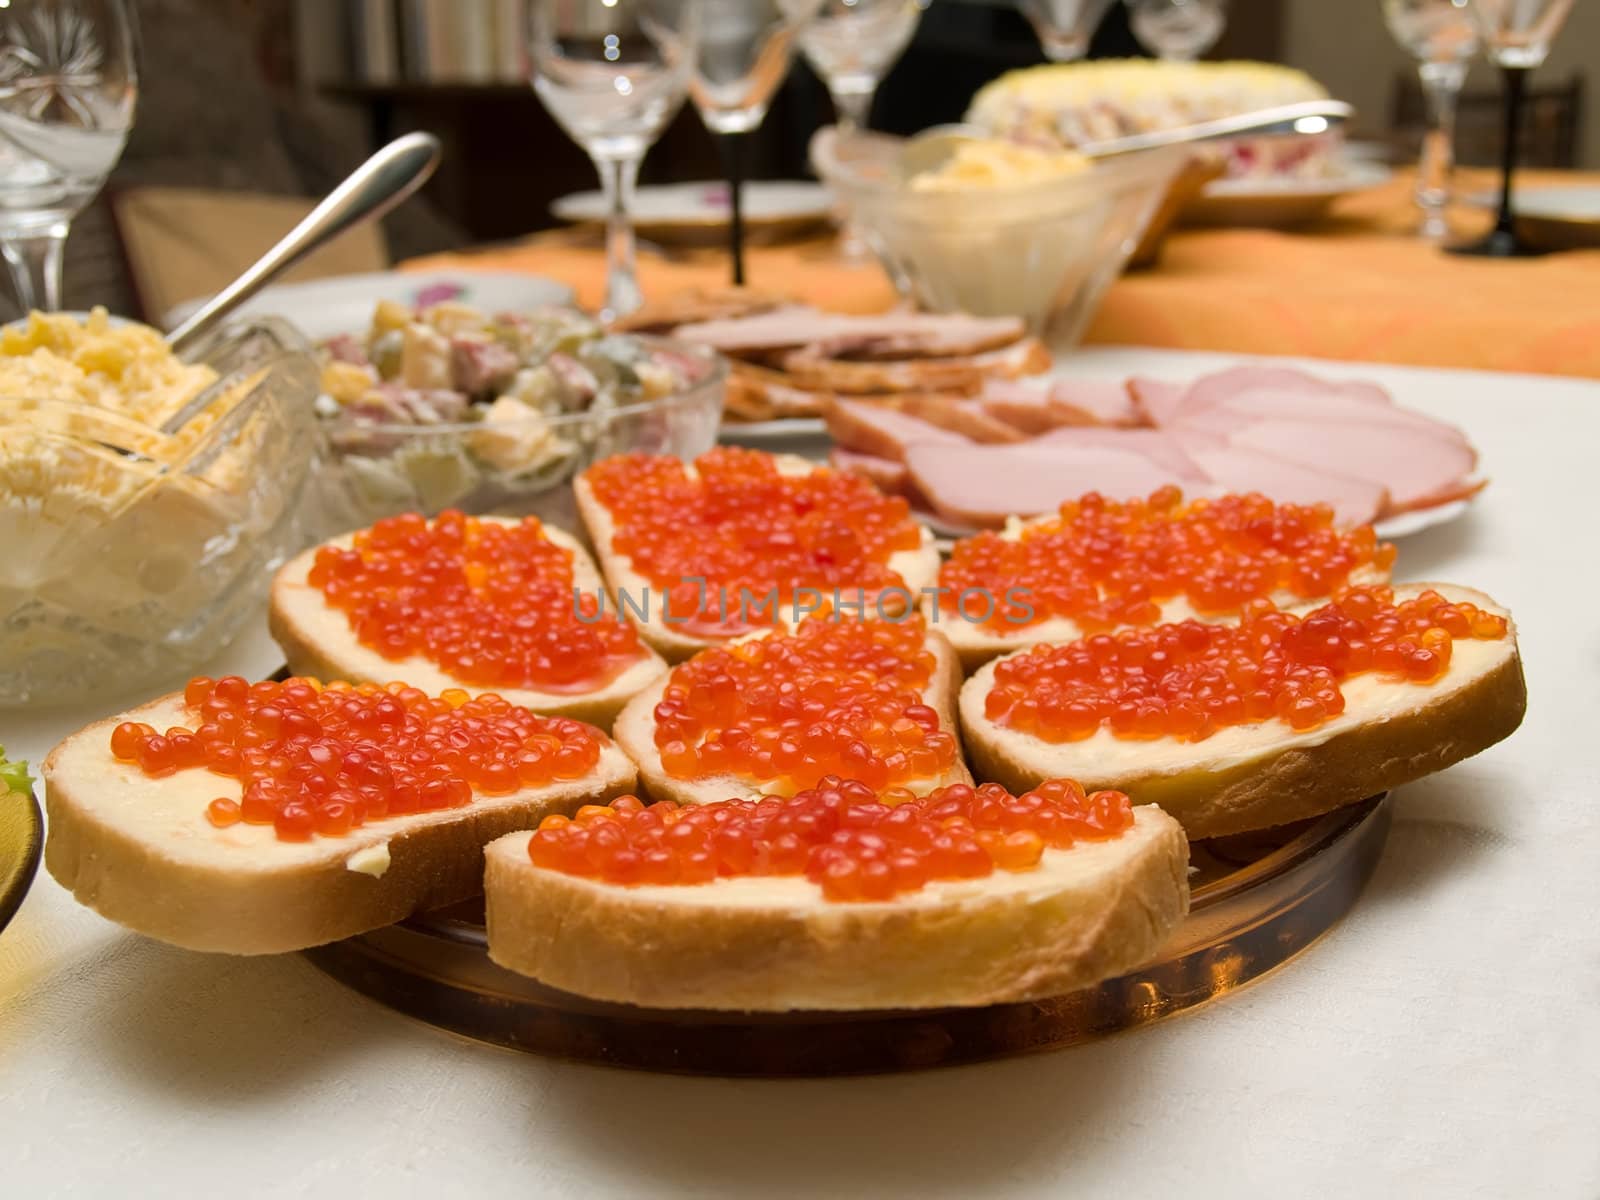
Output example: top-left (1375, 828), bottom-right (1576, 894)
top-left (312, 300), bottom-right (725, 529)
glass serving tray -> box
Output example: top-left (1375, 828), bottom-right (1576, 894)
top-left (303, 795), bottom-right (1391, 1077)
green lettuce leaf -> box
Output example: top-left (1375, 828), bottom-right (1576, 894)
top-left (0, 745), bottom-right (34, 797)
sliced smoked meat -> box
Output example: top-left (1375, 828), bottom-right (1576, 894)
top-left (675, 309), bottom-right (1025, 358)
top-left (1219, 418), bottom-right (1478, 513)
top-left (1167, 429), bottom-right (1389, 527)
top-left (1037, 426), bottom-right (1211, 482)
top-left (1128, 376), bottom-right (1188, 426)
top-left (829, 447), bottom-right (910, 494)
top-left (824, 399), bottom-right (971, 463)
top-left (904, 441), bottom-right (1190, 528)
top-left (1049, 379), bottom-right (1141, 426)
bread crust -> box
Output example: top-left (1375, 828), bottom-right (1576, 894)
top-left (611, 627), bottom-right (973, 803)
top-left (574, 455), bottom-right (941, 662)
top-left (267, 517), bottom-right (667, 730)
top-left (483, 805), bottom-right (1189, 1011)
top-left (43, 695), bottom-right (637, 954)
top-left (959, 583), bottom-right (1527, 838)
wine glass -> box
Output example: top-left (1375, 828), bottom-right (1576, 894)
top-left (1453, 0), bottom-right (1575, 257)
top-left (0, 0), bottom-right (137, 313)
top-left (1381, 0), bottom-right (1479, 241)
top-left (800, 0), bottom-right (924, 261)
top-left (1017, 0), bottom-right (1118, 62)
top-left (674, 0), bottom-right (823, 285)
top-left (528, 0), bottom-right (698, 320)
top-left (1127, 0), bottom-right (1228, 62)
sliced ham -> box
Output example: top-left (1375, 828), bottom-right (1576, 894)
top-left (1167, 429), bottom-right (1389, 527)
top-left (890, 395), bottom-right (1025, 444)
top-left (830, 447), bottom-right (909, 494)
top-left (1048, 379), bottom-right (1141, 426)
top-left (1178, 385), bottom-right (1473, 448)
top-left (1127, 376), bottom-right (1188, 426)
top-left (675, 309), bottom-right (1024, 357)
top-left (1036, 427), bottom-right (1210, 483)
top-left (977, 380), bottom-right (1063, 435)
top-left (823, 316), bottom-right (1029, 361)
top-left (1391, 476), bottom-right (1489, 511)
top-left (824, 400), bottom-right (970, 463)
top-left (1178, 366), bottom-right (1346, 416)
top-left (978, 378), bottom-right (1139, 434)
top-left (1219, 418), bottom-right (1478, 513)
top-left (904, 442), bottom-right (1192, 528)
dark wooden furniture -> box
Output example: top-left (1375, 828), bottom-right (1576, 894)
top-left (1390, 72), bottom-right (1585, 170)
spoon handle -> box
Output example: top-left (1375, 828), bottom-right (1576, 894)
top-left (1078, 100), bottom-right (1356, 159)
top-left (164, 132), bottom-right (443, 358)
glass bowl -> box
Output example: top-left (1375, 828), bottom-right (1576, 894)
top-left (0, 318), bottom-right (324, 707)
top-left (811, 127), bottom-right (1184, 344)
top-left (312, 337), bottom-right (726, 533)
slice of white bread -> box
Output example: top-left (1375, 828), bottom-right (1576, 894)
top-left (612, 626), bottom-right (973, 803)
top-left (269, 517), bottom-right (667, 730)
top-left (933, 513), bottom-right (1392, 672)
top-left (43, 693), bottom-right (637, 954)
top-left (574, 452), bottom-right (941, 661)
top-left (483, 804), bottom-right (1188, 1011)
top-left (959, 583), bottom-right (1526, 839)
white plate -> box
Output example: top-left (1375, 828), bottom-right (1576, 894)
top-left (1184, 162), bottom-right (1392, 228)
top-left (551, 181), bottom-right (833, 243)
top-left (163, 269), bottom-right (575, 343)
top-left (1463, 185), bottom-right (1600, 250)
top-left (1373, 499), bottom-right (1471, 540)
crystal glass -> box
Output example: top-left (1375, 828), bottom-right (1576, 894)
top-left (1018, 0), bottom-right (1118, 62)
top-left (0, 0), bottom-right (137, 313)
top-left (800, 0), bottom-right (922, 133)
top-left (1127, 0), bottom-right (1228, 62)
top-left (671, 0), bottom-right (823, 284)
top-left (1454, 0), bottom-right (1575, 257)
top-left (801, 0), bottom-right (925, 262)
top-left (528, 0), bottom-right (698, 320)
top-left (1382, 0), bottom-right (1479, 240)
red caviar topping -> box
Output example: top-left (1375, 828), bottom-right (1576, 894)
top-left (306, 511), bottom-right (645, 692)
top-left (652, 615), bottom-right (958, 793)
top-left (583, 448), bottom-right (922, 636)
top-left (113, 676), bottom-right (606, 842)
top-left (941, 489), bottom-right (1396, 632)
top-left (527, 776), bottom-right (1134, 901)
top-left (986, 586), bottom-right (1508, 743)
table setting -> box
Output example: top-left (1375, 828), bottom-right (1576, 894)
top-left (1, 0), bottom-right (1597, 1196)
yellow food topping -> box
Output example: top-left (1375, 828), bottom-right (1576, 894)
top-left (0, 307), bottom-right (217, 428)
top-left (911, 139), bottom-right (1092, 191)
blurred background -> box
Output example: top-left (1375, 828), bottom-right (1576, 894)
top-left (54, 0), bottom-right (1593, 321)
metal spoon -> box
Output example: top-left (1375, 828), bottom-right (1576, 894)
top-left (163, 131), bottom-right (443, 365)
top-left (899, 101), bottom-right (1355, 177)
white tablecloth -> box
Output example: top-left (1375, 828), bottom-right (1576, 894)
top-left (3, 348), bottom-right (1597, 1199)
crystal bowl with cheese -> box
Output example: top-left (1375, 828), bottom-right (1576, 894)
top-left (0, 311), bottom-right (324, 706)
top-left (811, 126), bottom-right (1183, 341)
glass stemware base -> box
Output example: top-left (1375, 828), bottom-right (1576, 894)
top-left (1447, 226), bottom-right (1549, 258)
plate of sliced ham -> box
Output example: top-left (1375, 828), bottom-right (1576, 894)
top-left (824, 363), bottom-right (1484, 537)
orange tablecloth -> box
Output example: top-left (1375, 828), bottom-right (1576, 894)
top-left (406, 169), bottom-right (1600, 379)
